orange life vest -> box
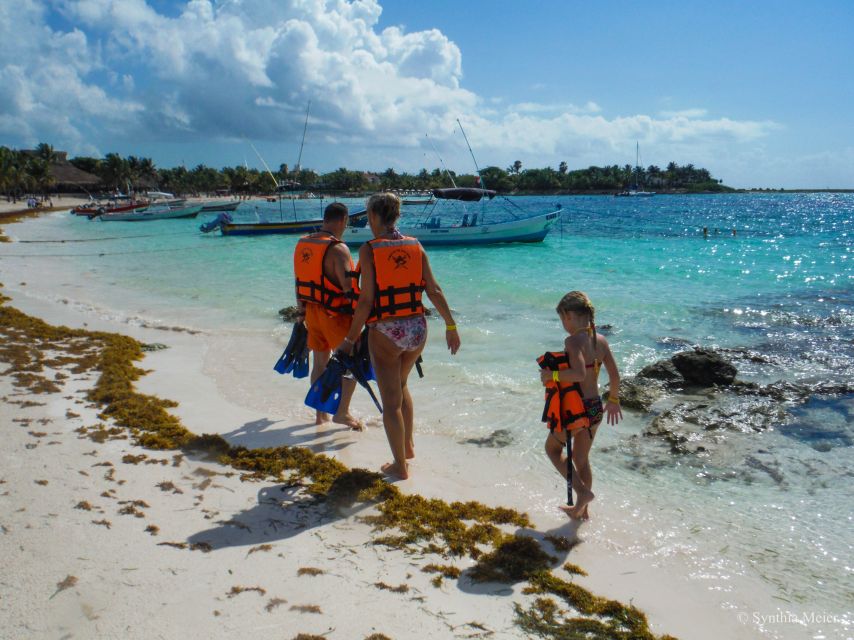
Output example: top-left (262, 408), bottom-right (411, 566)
top-left (366, 236), bottom-right (425, 323)
top-left (537, 351), bottom-right (590, 433)
top-left (294, 233), bottom-right (358, 316)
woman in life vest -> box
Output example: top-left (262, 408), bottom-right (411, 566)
top-left (539, 291), bottom-right (622, 520)
top-left (337, 192), bottom-right (460, 480)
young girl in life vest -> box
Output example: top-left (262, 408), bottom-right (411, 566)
top-left (540, 291), bottom-right (622, 520)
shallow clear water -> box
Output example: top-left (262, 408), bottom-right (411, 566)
top-left (2, 193), bottom-right (852, 636)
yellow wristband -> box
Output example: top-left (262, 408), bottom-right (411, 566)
top-left (552, 371), bottom-right (560, 383)
top-left (607, 396), bottom-right (620, 404)
top-left (445, 324), bottom-right (457, 331)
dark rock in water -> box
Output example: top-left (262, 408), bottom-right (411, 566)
top-left (461, 429), bottom-right (514, 448)
top-left (637, 360), bottom-right (684, 384)
top-left (141, 343), bottom-right (169, 351)
top-left (744, 455), bottom-right (786, 486)
top-left (610, 378), bottom-right (667, 411)
top-left (643, 397), bottom-right (786, 455)
top-left (671, 348), bottom-right (737, 386)
top-left (278, 306), bottom-right (302, 322)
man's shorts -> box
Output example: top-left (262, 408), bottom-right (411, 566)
top-left (304, 303), bottom-right (351, 352)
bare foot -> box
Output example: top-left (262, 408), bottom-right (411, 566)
top-left (333, 413), bottom-right (364, 431)
top-left (405, 442), bottom-right (415, 459)
top-left (560, 489), bottom-right (594, 520)
top-left (315, 411), bottom-right (331, 425)
top-left (380, 461), bottom-right (409, 480)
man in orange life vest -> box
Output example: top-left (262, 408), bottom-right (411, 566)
top-left (294, 202), bottom-right (363, 429)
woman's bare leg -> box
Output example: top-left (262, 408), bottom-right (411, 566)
top-left (369, 330), bottom-right (408, 479)
top-left (398, 347), bottom-right (424, 459)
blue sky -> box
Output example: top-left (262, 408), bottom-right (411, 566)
top-left (2, 0), bottom-right (852, 188)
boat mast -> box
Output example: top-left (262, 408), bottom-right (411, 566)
top-left (249, 141), bottom-right (284, 220)
top-left (456, 118), bottom-right (486, 190)
top-left (295, 101), bottom-right (310, 174)
top-left (291, 101), bottom-right (311, 222)
top-left (426, 133), bottom-right (457, 188)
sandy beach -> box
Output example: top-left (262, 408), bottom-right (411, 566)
top-left (0, 209), bottom-right (826, 640)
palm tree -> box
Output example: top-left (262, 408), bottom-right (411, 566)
top-left (35, 142), bottom-right (57, 164)
top-left (101, 153), bottom-right (130, 191)
top-left (28, 157), bottom-right (55, 199)
top-left (0, 146), bottom-right (14, 201)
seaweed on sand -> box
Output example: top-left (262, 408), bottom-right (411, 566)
top-left (0, 285), bottom-right (677, 640)
top-left (364, 494), bottom-right (530, 558)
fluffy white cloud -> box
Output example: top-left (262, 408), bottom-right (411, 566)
top-left (1, 0), bottom-right (777, 172)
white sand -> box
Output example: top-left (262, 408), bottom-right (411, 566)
top-left (0, 238), bottom-right (776, 639)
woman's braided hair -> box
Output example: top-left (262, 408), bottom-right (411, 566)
top-left (556, 290), bottom-right (597, 345)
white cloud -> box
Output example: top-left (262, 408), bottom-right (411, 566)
top-left (1, 0), bottom-right (779, 174)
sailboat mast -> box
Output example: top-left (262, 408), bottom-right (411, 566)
top-left (426, 133), bottom-right (457, 188)
top-left (295, 101), bottom-right (311, 172)
top-left (457, 118), bottom-right (486, 190)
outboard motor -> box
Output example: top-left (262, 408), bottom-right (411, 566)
top-left (200, 211), bottom-right (233, 233)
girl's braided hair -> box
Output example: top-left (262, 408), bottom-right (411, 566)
top-left (556, 290), bottom-right (597, 345)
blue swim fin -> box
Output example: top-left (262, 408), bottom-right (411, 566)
top-left (274, 322), bottom-right (309, 378)
top-left (338, 351), bottom-right (382, 413)
top-left (305, 357), bottom-right (345, 414)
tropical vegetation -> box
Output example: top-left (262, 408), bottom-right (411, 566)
top-left (1, 143), bottom-right (733, 199)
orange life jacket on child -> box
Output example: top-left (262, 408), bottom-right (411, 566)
top-left (537, 351), bottom-right (590, 433)
top-left (366, 236), bottom-right (425, 323)
top-left (294, 233), bottom-right (359, 316)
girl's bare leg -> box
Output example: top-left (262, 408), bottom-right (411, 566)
top-left (561, 429), bottom-right (595, 520)
top-left (545, 432), bottom-right (568, 478)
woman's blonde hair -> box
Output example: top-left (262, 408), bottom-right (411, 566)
top-left (556, 291), bottom-right (597, 344)
top-left (367, 192), bottom-right (401, 228)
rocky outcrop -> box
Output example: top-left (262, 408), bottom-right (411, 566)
top-left (637, 347), bottom-right (737, 388)
top-left (278, 306), bottom-right (301, 322)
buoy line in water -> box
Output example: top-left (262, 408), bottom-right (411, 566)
top-left (15, 231), bottom-right (182, 243)
top-left (0, 238), bottom-right (260, 259)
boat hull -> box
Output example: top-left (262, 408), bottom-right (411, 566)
top-left (99, 205), bottom-right (203, 221)
top-left (218, 210), bottom-right (368, 236)
top-left (342, 210), bottom-right (560, 246)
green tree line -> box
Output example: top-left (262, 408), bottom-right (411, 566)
top-left (2, 143), bottom-right (732, 198)
top-left (0, 143), bottom-right (58, 200)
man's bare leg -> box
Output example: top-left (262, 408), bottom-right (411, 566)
top-left (332, 378), bottom-right (363, 430)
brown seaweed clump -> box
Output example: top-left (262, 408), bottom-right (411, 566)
top-left (515, 572), bottom-right (679, 640)
top-left (364, 494), bottom-right (529, 558)
top-left (469, 535), bottom-right (556, 583)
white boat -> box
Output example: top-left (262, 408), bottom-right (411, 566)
top-left (341, 188), bottom-right (561, 246)
top-left (99, 204), bottom-right (203, 221)
top-left (616, 142), bottom-right (655, 197)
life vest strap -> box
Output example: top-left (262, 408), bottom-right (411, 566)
top-left (374, 283), bottom-right (424, 319)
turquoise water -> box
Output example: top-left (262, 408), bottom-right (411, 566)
top-left (2, 193), bottom-right (852, 636)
